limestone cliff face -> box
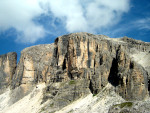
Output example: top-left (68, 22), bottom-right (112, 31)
top-left (0, 33), bottom-right (150, 112)
top-left (50, 33), bottom-right (149, 101)
top-left (0, 52), bottom-right (17, 93)
top-left (11, 44), bottom-right (54, 93)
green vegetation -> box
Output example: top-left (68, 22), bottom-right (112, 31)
top-left (40, 102), bottom-right (54, 112)
top-left (67, 109), bottom-right (74, 113)
top-left (50, 103), bottom-right (54, 107)
top-left (113, 102), bottom-right (133, 108)
top-left (69, 80), bottom-right (76, 85)
top-left (57, 98), bottom-right (68, 102)
top-left (93, 94), bottom-right (97, 97)
top-left (40, 106), bottom-right (46, 113)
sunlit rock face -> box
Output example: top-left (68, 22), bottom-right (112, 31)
top-left (0, 33), bottom-right (150, 113)
top-left (0, 52), bottom-right (17, 93)
top-left (11, 44), bottom-right (54, 93)
top-left (51, 33), bottom-right (149, 101)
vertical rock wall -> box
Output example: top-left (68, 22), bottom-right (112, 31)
top-left (0, 52), bottom-right (17, 93)
top-left (51, 33), bottom-right (149, 101)
top-left (11, 44), bottom-right (54, 90)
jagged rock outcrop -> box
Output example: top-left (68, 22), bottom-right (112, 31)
top-left (41, 33), bottom-right (149, 112)
top-left (0, 52), bottom-right (17, 93)
top-left (49, 33), bottom-right (149, 101)
top-left (11, 44), bottom-right (54, 93)
top-left (0, 32), bottom-right (150, 113)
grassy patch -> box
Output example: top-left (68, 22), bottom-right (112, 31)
top-left (114, 102), bottom-right (133, 108)
top-left (69, 80), bottom-right (76, 85)
top-left (50, 103), bottom-right (54, 107)
top-left (93, 94), bottom-right (97, 97)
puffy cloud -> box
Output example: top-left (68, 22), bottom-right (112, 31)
top-left (0, 0), bottom-right (45, 43)
top-left (44, 0), bottom-right (130, 32)
top-left (0, 0), bottom-right (130, 43)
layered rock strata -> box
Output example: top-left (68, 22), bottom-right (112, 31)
top-left (0, 33), bottom-right (150, 112)
top-left (0, 52), bottom-right (17, 93)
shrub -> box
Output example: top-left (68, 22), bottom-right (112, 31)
top-left (69, 80), bottom-right (76, 85)
top-left (114, 102), bottom-right (133, 108)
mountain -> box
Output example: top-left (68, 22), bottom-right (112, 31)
top-left (0, 32), bottom-right (150, 113)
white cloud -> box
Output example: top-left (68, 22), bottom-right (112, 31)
top-left (0, 0), bottom-right (45, 43)
top-left (135, 18), bottom-right (150, 30)
top-left (44, 0), bottom-right (130, 33)
top-left (0, 0), bottom-right (130, 43)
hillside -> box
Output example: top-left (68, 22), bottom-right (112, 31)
top-left (0, 32), bottom-right (150, 113)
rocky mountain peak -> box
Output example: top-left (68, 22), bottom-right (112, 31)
top-left (0, 32), bottom-right (150, 113)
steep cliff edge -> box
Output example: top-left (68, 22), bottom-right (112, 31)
top-left (0, 32), bottom-right (150, 113)
top-left (11, 44), bottom-right (54, 91)
top-left (0, 52), bottom-right (17, 94)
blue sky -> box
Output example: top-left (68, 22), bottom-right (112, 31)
top-left (0, 0), bottom-right (150, 61)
